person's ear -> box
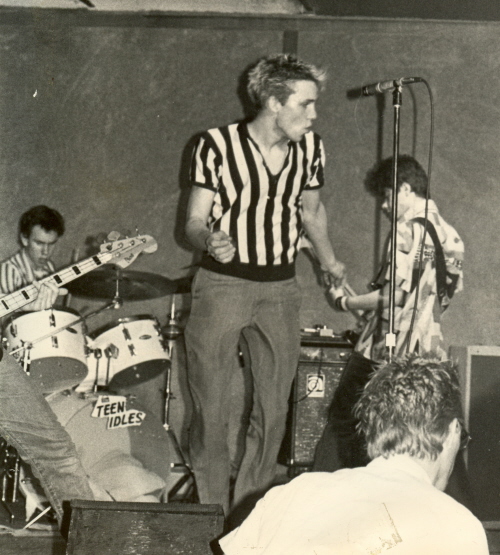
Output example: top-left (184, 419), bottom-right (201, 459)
top-left (267, 95), bottom-right (282, 114)
top-left (400, 182), bottom-right (412, 196)
top-left (445, 418), bottom-right (461, 447)
top-left (20, 234), bottom-right (29, 247)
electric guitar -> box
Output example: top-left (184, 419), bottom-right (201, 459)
top-left (0, 233), bottom-right (157, 320)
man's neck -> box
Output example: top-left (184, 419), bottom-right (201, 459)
top-left (407, 453), bottom-right (450, 491)
top-left (247, 115), bottom-right (289, 152)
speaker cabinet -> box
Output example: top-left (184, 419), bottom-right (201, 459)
top-left (450, 345), bottom-right (500, 521)
top-left (65, 500), bottom-right (224, 555)
top-left (280, 335), bottom-right (352, 472)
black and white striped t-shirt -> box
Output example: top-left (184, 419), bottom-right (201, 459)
top-left (190, 122), bottom-right (325, 282)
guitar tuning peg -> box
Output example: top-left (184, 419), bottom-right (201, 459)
top-left (107, 231), bottom-right (121, 241)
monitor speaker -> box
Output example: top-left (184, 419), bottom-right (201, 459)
top-left (450, 345), bottom-right (500, 521)
top-left (65, 500), bottom-right (224, 555)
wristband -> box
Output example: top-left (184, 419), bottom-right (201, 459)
top-left (334, 296), bottom-right (349, 312)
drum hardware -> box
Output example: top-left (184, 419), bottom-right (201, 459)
top-left (86, 345), bottom-right (120, 392)
top-left (104, 345), bottom-right (119, 386)
top-left (162, 295), bottom-right (197, 502)
top-left (0, 439), bottom-right (21, 523)
top-left (0, 440), bottom-right (56, 528)
top-left (90, 348), bottom-right (103, 393)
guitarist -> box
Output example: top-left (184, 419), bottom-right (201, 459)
top-left (0, 206), bottom-right (95, 526)
top-left (314, 156), bottom-right (465, 475)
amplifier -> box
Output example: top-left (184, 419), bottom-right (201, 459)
top-left (280, 334), bottom-right (353, 472)
top-left (449, 345), bottom-right (500, 521)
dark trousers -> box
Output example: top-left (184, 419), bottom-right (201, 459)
top-left (313, 351), bottom-right (375, 472)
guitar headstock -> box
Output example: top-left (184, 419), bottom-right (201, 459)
top-left (99, 233), bottom-right (158, 268)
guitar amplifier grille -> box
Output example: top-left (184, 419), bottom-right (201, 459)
top-left (281, 336), bottom-right (352, 469)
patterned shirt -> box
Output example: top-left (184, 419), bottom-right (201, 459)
top-left (355, 198), bottom-right (464, 361)
top-left (190, 122), bottom-right (325, 281)
top-left (0, 249), bottom-right (55, 295)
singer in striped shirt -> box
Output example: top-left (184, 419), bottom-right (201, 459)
top-left (184, 54), bottom-right (346, 517)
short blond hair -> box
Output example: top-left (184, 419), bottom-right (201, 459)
top-left (355, 355), bottom-right (462, 461)
top-left (246, 53), bottom-right (325, 113)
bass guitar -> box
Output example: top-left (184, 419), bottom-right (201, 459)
top-left (0, 233), bottom-right (157, 320)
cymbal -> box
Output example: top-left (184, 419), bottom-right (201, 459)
top-left (66, 268), bottom-right (192, 301)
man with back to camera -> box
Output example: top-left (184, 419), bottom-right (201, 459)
top-left (314, 155), bottom-right (465, 471)
top-left (184, 53), bottom-right (346, 516)
top-left (0, 205), bottom-right (95, 526)
top-left (219, 355), bottom-right (488, 554)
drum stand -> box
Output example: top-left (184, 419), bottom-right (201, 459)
top-left (0, 438), bottom-right (20, 523)
top-left (0, 439), bottom-right (53, 529)
top-left (163, 297), bottom-right (198, 503)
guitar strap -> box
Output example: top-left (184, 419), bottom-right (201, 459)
top-left (411, 217), bottom-right (450, 309)
top-left (370, 217), bottom-right (453, 309)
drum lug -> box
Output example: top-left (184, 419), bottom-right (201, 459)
top-left (9, 324), bottom-right (17, 338)
top-left (121, 326), bottom-right (132, 342)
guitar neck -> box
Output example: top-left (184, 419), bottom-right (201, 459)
top-left (0, 251), bottom-right (113, 319)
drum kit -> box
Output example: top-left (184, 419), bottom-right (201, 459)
top-left (0, 265), bottom-right (196, 525)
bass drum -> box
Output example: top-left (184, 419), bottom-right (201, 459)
top-left (46, 390), bottom-right (171, 502)
top-left (2, 308), bottom-right (88, 393)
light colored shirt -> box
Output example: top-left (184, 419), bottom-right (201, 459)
top-left (0, 249), bottom-right (54, 295)
top-left (220, 455), bottom-right (488, 555)
top-left (356, 198), bottom-right (464, 360)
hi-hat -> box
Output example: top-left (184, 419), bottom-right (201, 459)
top-left (66, 267), bottom-right (192, 301)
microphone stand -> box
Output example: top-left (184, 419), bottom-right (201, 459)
top-left (386, 84), bottom-right (403, 361)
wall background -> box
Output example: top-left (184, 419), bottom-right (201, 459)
top-left (0, 10), bottom-right (498, 449)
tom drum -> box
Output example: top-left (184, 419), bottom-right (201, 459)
top-left (2, 308), bottom-right (88, 393)
top-left (88, 315), bottom-right (169, 389)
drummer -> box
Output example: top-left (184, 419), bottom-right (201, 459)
top-left (0, 205), bottom-right (65, 295)
top-left (0, 205), bottom-right (97, 525)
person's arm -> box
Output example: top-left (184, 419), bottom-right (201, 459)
top-left (301, 188), bottom-right (345, 284)
top-left (342, 283), bottom-right (405, 312)
top-left (0, 261), bottom-right (62, 311)
top-left (185, 186), bottom-right (236, 263)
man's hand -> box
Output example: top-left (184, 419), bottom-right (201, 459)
top-left (25, 281), bottom-right (67, 312)
top-left (323, 259), bottom-right (347, 288)
top-left (206, 231), bottom-right (236, 264)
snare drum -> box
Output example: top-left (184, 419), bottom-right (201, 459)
top-left (89, 315), bottom-right (169, 388)
top-left (2, 308), bottom-right (88, 393)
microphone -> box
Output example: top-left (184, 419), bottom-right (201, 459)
top-left (362, 77), bottom-right (423, 96)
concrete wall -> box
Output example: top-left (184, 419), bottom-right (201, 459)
top-left (0, 10), bottom-right (498, 452)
